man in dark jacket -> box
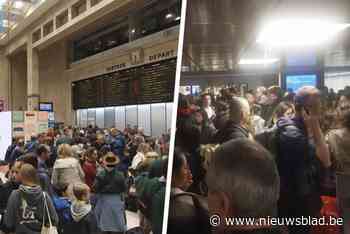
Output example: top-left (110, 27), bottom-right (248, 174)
top-left (5, 138), bottom-right (17, 163)
top-left (0, 161), bottom-right (22, 216)
top-left (207, 139), bottom-right (281, 234)
top-left (214, 97), bottom-right (252, 144)
top-left (8, 139), bottom-right (25, 164)
top-left (276, 86), bottom-right (331, 234)
top-left (110, 128), bottom-right (129, 172)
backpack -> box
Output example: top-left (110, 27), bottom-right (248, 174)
top-left (168, 192), bottom-right (210, 234)
top-left (52, 196), bottom-right (72, 224)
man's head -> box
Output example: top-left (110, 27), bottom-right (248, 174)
top-left (63, 127), bottom-right (71, 137)
top-left (36, 144), bottom-right (50, 161)
top-left (207, 139), bottom-right (280, 231)
top-left (294, 86), bottom-right (321, 116)
top-left (73, 183), bottom-right (90, 202)
top-left (19, 163), bottom-right (39, 186)
top-left (11, 161), bottom-right (23, 182)
top-left (110, 128), bottom-right (119, 137)
top-left (245, 93), bottom-right (256, 106)
top-left (17, 139), bottom-right (25, 149)
top-left (229, 97), bottom-right (251, 126)
top-left (202, 93), bottom-right (212, 108)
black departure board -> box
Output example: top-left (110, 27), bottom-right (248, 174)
top-left (72, 58), bottom-right (176, 109)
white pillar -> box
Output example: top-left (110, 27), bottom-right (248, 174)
top-left (0, 50), bottom-right (11, 111)
top-left (27, 39), bottom-right (40, 111)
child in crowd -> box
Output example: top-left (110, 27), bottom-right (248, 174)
top-left (94, 153), bottom-right (127, 234)
top-left (64, 183), bottom-right (99, 234)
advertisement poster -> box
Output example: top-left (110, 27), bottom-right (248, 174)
top-left (38, 123), bottom-right (48, 133)
top-left (13, 122), bottom-right (25, 137)
top-left (0, 112), bottom-right (12, 160)
top-left (48, 112), bottom-right (55, 128)
top-left (38, 111), bottom-right (49, 121)
top-left (13, 111), bottom-right (24, 122)
top-left (24, 112), bottom-right (38, 142)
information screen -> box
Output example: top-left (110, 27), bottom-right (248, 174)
top-left (39, 103), bottom-right (53, 112)
top-left (286, 74), bottom-right (317, 92)
top-left (72, 58), bottom-right (176, 109)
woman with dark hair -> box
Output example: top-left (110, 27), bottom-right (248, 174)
top-left (167, 148), bottom-right (210, 234)
top-left (268, 101), bottom-right (295, 127)
top-left (327, 107), bottom-right (350, 174)
top-left (171, 148), bottom-right (193, 194)
top-left (326, 106), bottom-right (350, 234)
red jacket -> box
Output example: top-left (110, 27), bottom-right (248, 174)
top-left (83, 161), bottom-right (97, 189)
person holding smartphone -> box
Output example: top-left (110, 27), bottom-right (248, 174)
top-left (275, 86), bottom-right (331, 234)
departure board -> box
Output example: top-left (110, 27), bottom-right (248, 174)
top-left (72, 58), bottom-right (176, 109)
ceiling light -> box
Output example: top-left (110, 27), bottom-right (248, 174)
top-left (175, 16), bottom-right (181, 21)
top-left (130, 29), bottom-right (135, 34)
top-left (257, 20), bottom-right (350, 47)
top-left (13, 1), bottom-right (24, 9)
top-left (165, 13), bottom-right (173, 19)
top-left (239, 58), bottom-right (279, 65)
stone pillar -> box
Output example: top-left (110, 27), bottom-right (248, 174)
top-left (0, 50), bottom-right (11, 111)
top-left (27, 40), bottom-right (40, 111)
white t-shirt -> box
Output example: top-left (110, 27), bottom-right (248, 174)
top-left (131, 152), bottom-right (145, 170)
top-left (204, 106), bottom-right (215, 120)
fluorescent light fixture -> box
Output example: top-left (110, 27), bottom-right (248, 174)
top-left (165, 13), bottom-right (173, 19)
top-left (257, 20), bottom-right (350, 47)
top-left (14, 1), bottom-right (24, 9)
top-left (239, 58), bottom-right (279, 65)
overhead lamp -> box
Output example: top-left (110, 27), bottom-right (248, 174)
top-left (257, 19), bottom-right (350, 47)
top-left (13, 1), bottom-right (24, 9)
top-left (175, 16), bottom-right (181, 21)
top-left (239, 58), bottom-right (279, 65)
top-left (165, 13), bottom-right (173, 19)
top-left (130, 28), bottom-right (136, 34)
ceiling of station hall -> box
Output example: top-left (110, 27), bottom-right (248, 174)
top-left (0, 0), bottom-right (45, 38)
top-left (182, 0), bottom-right (350, 73)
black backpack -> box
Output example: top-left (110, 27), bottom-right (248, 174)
top-left (168, 192), bottom-right (211, 234)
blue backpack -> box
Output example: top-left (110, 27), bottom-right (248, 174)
top-left (52, 196), bottom-right (73, 224)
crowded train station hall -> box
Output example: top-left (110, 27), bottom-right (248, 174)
top-left (169, 1), bottom-right (350, 234)
top-left (0, 0), bottom-right (181, 234)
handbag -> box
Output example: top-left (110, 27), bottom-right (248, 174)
top-left (41, 192), bottom-right (58, 234)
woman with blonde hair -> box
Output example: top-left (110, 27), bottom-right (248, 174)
top-left (130, 143), bottom-right (150, 170)
top-left (52, 144), bottom-right (85, 199)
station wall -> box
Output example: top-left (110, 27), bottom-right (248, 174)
top-left (37, 27), bottom-right (178, 126)
top-left (11, 52), bottom-right (27, 111)
top-left (39, 41), bottom-right (69, 124)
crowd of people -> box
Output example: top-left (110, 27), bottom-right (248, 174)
top-left (170, 85), bottom-right (350, 234)
top-left (0, 124), bottom-right (170, 234)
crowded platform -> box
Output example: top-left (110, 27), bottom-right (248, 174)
top-left (0, 125), bottom-right (170, 234)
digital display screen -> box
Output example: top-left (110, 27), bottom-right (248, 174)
top-left (286, 74), bottom-right (317, 92)
top-left (192, 86), bottom-right (201, 96)
top-left (39, 103), bottom-right (53, 112)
